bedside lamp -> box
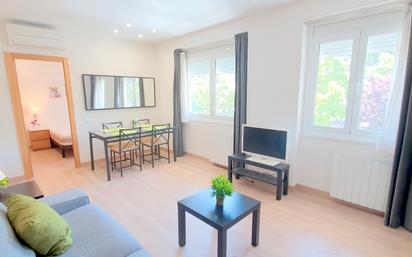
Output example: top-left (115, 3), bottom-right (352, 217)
top-left (0, 169), bottom-right (9, 188)
top-left (31, 106), bottom-right (40, 128)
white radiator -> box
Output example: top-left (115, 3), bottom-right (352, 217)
top-left (330, 154), bottom-right (392, 212)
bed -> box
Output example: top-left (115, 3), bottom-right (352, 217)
top-left (50, 128), bottom-right (72, 158)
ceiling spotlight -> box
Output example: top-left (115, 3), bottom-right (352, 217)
top-left (138, 34), bottom-right (143, 38)
top-left (126, 23), bottom-right (132, 28)
top-left (113, 29), bottom-right (119, 34)
top-left (152, 28), bottom-right (157, 33)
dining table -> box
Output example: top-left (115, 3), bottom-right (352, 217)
top-left (89, 125), bottom-right (176, 181)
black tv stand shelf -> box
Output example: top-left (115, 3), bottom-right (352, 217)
top-left (228, 153), bottom-right (289, 200)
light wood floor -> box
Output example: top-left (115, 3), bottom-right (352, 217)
top-left (30, 149), bottom-right (412, 257)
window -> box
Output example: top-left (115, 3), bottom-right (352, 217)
top-left (94, 76), bottom-right (106, 109)
top-left (121, 78), bottom-right (141, 107)
top-left (357, 34), bottom-right (398, 132)
top-left (303, 13), bottom-right (406, 141)
top-left (215, 57), bottom-right (236, 117)
top-left (314, 40), bottom-right (353, 129)
top-left (187, 44), bottom-right (235, 120)
top-left (188, 61), bottom-right (210, 115)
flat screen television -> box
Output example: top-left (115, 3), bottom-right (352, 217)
top-left (242, 125), bottom-right (287, 160)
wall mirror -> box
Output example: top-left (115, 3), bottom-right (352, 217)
top-left (82, 74), bottom-right (156, 110)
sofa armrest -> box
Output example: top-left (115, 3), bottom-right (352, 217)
top-left (40, 189), bottom-right (90, 215)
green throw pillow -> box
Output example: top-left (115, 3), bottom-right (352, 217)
top-left (5, 193), bottom-right (73, 256)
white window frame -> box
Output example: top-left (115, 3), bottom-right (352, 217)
top-left (351, 27), bottom-right (403, 139)
top-left (302, 10), bottom-right (408, 143)
top-left (186, 42), bottom-right (235, 123)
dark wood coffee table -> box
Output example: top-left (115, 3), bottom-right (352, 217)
top-left (178, 189), bottom-right (261, 257)
top-left (3, 180), bottom-right (44, 199)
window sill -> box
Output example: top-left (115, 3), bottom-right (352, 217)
top-left (184, 117), bottom-right (233, 126)
top-left (300, 129), bottom-right (378, 146)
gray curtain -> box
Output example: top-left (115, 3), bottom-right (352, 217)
top-left (114, 77), bottom-right (123, 108)
top-left (139, 77), bottom-right (145, 106)
top-left (233, 32), bottom-right (248, 154)
top-left (90, 75), bottom-right (96, 109)
top-left (173, 49), bottom-right (184, 157)
top-left (384, 23), bottom-right (412, 232)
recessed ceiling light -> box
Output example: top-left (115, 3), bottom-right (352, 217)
top-left (138, 34), bottom-right (143, 38)
top-left (126, 23), bottom-right (132, 28)
top-left (152, 29), bottom-right (157, 33)
top-left (113, 29), bottom-right (119, 34)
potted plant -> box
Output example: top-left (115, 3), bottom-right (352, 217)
top-left (0, 169), bottom-right (8, 188)
top-left (210, 175), bottom-right (234, 206)
top-left (0, 169), bottom-right (9, 201)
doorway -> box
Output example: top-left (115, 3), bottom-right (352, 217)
top-left (5, 53), bottom-right (80, 179)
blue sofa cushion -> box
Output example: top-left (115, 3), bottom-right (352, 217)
top-left (54, 203), bottom-right (142, 257)
top-left (0, 203), bottom-right (35, 257)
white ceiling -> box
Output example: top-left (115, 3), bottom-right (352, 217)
top-left (0, 0), bottom-right (295, 42)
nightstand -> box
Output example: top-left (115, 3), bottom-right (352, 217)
top-left (29, 129), bottom-right (51, 151)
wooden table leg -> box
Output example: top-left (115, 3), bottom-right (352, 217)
top-left (252, 207), bottom-right (260, 246)
top-left (217, 228), bottom-right (227, 257)
top-left (104, 140), bottom-right (111, 181)
top-left (178, 204), bottom-right (186, 246)
top-left (89, 133), bottom-right (95, 170)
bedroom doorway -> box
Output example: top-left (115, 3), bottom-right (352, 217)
top-left (5, 53), bottom-right (80, 180)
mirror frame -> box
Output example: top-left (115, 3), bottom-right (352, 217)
top-left (82, 74), bottom-right (157, 111)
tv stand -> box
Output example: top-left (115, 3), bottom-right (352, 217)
top-left (228, 153), bottom-right (289, 200)
top-left (246, 156), bottom-right (280, 166)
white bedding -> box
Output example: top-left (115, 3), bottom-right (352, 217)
top-left (50, 127), bottom-right (72, 146)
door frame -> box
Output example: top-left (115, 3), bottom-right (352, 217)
top-left (4, 52), bottom-right (81, 179)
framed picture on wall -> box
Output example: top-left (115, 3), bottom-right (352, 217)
top-left (48, 86), bottom-right (62, 98)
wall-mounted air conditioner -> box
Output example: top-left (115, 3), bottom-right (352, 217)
top-left (6, 23), bottom-right (65, 50)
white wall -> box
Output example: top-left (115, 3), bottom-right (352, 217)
top-left (15, 59), bottom-right (71, 136)
top-left (183, 121), bottom-right (233, 166)
top-left (295, 137), bottom-right (394, 192)
top-left (65, 33), bottom-right (159, 164)
top-left (0, 23), bottom-right (159, 177)
top-left (155, 0), bottom-right (392, 189)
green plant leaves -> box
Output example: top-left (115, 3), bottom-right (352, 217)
top-left (0, 177), bottom-right (9, 187)
top-left (210, 175), bottom-right (234, 198)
